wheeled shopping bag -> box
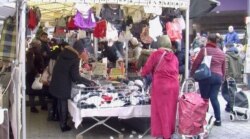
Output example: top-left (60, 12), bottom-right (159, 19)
top-left (177, 79), bottom-right (209, 138)
top-left (224, 77), bottom-right (249, 121)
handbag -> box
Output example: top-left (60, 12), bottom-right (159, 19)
top-left (31, 74), bottom-right (43, 90)
top-left (0, 16), bottom-right (17, 62)
top-left (194, 48), bottom-right (212, 81)
top-left (74, 10), bottom-right (96, 30)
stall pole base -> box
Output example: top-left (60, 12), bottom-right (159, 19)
top-left (76, 117), bottom-right (123, 139)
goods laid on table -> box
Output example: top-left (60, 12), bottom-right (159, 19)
top-left (71, 79), bottom-right (150, 109)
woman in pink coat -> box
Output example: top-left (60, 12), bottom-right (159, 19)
top-left (141, 35), bottom-right (179, 139)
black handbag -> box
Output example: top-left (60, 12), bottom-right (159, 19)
top-left (194, 48), bottom-right (212, 81)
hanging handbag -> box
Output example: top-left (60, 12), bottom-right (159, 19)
top-left (0, 17), bottom-right (17, 62)
top-left (193, 48), bottom-right (212, 81)
top-left (74, 10), bottom-right (96, 30)
top-left (31, 74), bottom-right (43, 90)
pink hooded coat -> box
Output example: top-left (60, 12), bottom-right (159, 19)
top-left (141, 49), bottom-right (179, 138)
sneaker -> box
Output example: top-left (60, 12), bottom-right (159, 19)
top-left (214, 121), bottom-right (221, 126)
top-left (30, 107), bottom-right (39, 113)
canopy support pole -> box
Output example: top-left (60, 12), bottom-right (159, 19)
top-left (19, 1), bottom-right (27, 139)
top-left (185, 7), bottom-right (190, 79)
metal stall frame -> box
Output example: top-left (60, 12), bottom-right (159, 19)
top-left (17, 0), bottom-right (191, 139)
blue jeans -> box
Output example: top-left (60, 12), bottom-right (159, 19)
top-left (198, 72), bottom-right (223, 121)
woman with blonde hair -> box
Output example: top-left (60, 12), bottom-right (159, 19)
top-left (141, 35), bottom-right (179, 139)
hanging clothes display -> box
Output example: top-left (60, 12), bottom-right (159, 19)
top-left (74, 10), bottom-right (96, 30)
top-left (100, 4), bottom-right (124, 31)
top-left (166, 20), bottom-right (182, 41)
top-left (149, 16), bottom-right (163, 41)
top-left (27, 8), bottom-right (37, 30)
top-left (106, 22), bottom-right (119, 46)
top-left (93, 20), bottom-right (107, 38)
top-left (67, 16), bottom-right (78, 30)
top-left (0, 16), bottom-right (16, 62)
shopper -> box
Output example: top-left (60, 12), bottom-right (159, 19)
top-left (49, 39), bottom-right (96, 132)
top-left (224, 25), bottom-right (240, 46)
top-left (26, 39), bottom-right (47, 113)
top-left (141, 35), bottom-right (179, 139)
top-left (46, 41), bottom-right (67, 121)
top-left (222, 43), bottom-right (243, 112)
top-left (191, 33), bottom-right (226, 126)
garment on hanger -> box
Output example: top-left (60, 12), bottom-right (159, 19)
top-left (94, 20), bottom-right (107, 38)
top-left (106, 22), bottom-right (119, 46)
top-left (166, 20), bottom-right (182, 42)
top-left (140, 26), bottom-right (153, 44)
top-left (74, 9), bottom-right (96, 30)
top-left (149, 16), bottom-right (163, 41)
top-left (28, 8), bottom-right (37, 30)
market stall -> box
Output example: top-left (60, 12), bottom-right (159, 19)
top-left (1, 0), bottom-right (192, 139)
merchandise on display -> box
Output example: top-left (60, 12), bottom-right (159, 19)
top-left (71, 79), bottom-right (150, 109)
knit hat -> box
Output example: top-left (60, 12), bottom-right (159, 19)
top-left (157, 35), bottom-right (171, 49)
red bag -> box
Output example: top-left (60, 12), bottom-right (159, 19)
top-left (67, 16), bottom-right (77, 30)
top-left (28, 8), bottom-right (37, 30)
top-left (178, 92), bottom-right (208, 135)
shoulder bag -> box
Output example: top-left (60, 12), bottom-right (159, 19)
top-left (193, 48), bottom-right (212, 81)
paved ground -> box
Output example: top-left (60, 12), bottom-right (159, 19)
top-left (26, 90), bottom-right (250, 139)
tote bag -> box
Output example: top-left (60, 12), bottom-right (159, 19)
top-left (0, 17), bottom-right (16, 62)
top-left (31, 74), bottom-right (43, 90)
top-left (194, 48), bottom-right (212, 81)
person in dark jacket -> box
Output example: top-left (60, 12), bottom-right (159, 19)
top-left (49, 39), bottom-right (96, 132)
top-left (191, 33), bottom-right (226, 126)
top-left (26, 39), bottom-right (46, 113)
top-left (221, 44), bottom-right (243, 112)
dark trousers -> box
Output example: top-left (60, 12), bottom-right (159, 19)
top-left (57, 99), bottom-right (68, 128)
top-left (198, 72), bottom-right (222, 121)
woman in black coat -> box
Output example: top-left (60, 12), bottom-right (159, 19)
top-left (26, 40), bottom-right (46, 113)
top-left (49, 39), bottom-right (96, 132)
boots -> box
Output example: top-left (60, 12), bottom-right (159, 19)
top-left (58, 99), bottom-right (71, 132)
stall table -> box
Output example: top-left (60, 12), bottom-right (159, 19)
top-left (68, 100), bottom-right (150, 139)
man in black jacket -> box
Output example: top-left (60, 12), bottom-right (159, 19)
top-left (49, 39), bottom-right (96, 132)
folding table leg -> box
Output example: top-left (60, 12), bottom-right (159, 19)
top-left (138, 128), bottom-right (150, 139)
top-left (76, 117), bottom-right (123, 139)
